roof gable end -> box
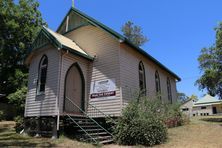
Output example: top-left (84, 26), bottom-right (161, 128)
top-left (56, 7), bottom-right (181, 81)
top-left (29, 26), bottom-right (93, 63)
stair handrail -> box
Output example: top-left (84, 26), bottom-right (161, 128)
top-left (87, 103), bottom-right (117, 124)
top-left (65, 97), bottom-right (114, 137)
top-left (66, 114), bottom-right (98, 144)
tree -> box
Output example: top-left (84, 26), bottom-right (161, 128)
top-left (121, 21), bottom-right (148, 47)
top-left (190, 94), bottom-right (197, 101)
top-left (196, 23), bottom-right (222, 99)
top-left (177, 92), bottom-right (189, 103)
top-left (0, 0), bottom-right (45, 96)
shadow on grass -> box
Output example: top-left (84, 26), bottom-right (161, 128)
top-left (201, 118), bottom-right (222, 123)
top-left (0, 123), bottom-right (56, 147)
top-left (0, 128), bottom-right (10, 133)
top-left (0, 141), bottom-right (55, 147)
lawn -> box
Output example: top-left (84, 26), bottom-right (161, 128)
top-left (0, 116), bottom-right (222, 147)
top-left (0, 121), bottom-right (93, 147)
top-left (156, 116), bottom-right (222, 148)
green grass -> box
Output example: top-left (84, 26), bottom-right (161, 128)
top-left (0, 121), bottom-right (94, 147)
top-left (0, 121), bottom-right (56, 147)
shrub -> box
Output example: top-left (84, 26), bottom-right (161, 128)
top-left (164, 102), bottom-right (189, 128)
top-left (7, 86), bottom-right (27, 116)
top-left (14, 116), bottom-right (24, 133)
top-left (164, 103), bottom-right (184, 128)
top-left (0, 111), bottom-right (4, 121)
top-left (114, 97), bottom-right (167, 146)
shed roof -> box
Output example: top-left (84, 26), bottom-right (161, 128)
top-left (56, 7), bottom-right (181, 81)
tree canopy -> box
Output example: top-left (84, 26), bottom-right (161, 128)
top-left (121, 21), bottom-right (148, 47)
top-left (196, 23), bottom-right (222, 99)
top-left (0, 0), bottom-right (45, 96)
top-left (177, 92), bottom-right (189, 103)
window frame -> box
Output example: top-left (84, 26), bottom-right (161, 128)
top-left (167, 77), bottom-right (172, 103)
top-left (138, 61), bottom-right (146, 96)
top-left (201, 106), bottom-right (206, 110)
top-left (155, 71), bottom-right (161, 99)
top-left (37, 55), bottom-right (48, 95)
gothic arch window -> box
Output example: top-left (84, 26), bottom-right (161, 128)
top-left (155, 71), bottom-right (161, 99)
top-left (167, 77), bottom-right (172, 103)
top-left (139, 61), bottom-right (146, 96)
top-left (37, 55), bottom-right (48, 94)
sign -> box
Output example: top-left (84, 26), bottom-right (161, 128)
top-left (90, 79), bottom-right (116, 99)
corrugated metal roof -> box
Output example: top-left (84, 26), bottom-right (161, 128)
top-left (43, 26), bottom-right (90, 58)
top-left (193, 102), bottom-right (221, 107)
top-left (194, 94), bottom-right (221, 105)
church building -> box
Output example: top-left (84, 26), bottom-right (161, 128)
top-left (24, 6), bottom-right (181, 143)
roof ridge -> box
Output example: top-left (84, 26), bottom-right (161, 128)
top-left (56, 7), bottom-right (181, 81)
top-left (42, 26), bottom-right (93, 60)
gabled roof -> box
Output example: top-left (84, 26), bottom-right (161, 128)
top-left (194, 94), bottom-right (221, 106)
top-left (181, 98), bottom-right (193, 105)
top-left (57, 7), bottom-right (181, 81)
top-left (30, 26), bottom-right (93, 61)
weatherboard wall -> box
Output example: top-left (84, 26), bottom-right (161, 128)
top-left (64, 25), bottom-right (122, 116)
top-left (58, 51), bottom-right (90, 114)
top-left (119, 43), bottom-right (178, 106)
top-left (25, 45), bottom-right (60, 117)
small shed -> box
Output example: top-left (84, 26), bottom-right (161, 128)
top-left (193, 95), bottom-right (222, 116)
top-left (180, 99), bottom-right (195, 117)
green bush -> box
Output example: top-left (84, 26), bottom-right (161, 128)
top-left (0, 111), bottom-right (4, 121)
top-left (114, 97), bottom-right (167, 146)
top-left (7, 86), bottom-right (27, 116)
top-left (14, 116), bottom-right (24, 133)
top-left (114, 96), bottom-right (187, 146)
top-left (164, 103), bottom-right (185, 128)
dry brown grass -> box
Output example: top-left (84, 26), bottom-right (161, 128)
top-left (155, 116), bottom-right (222, 148)
top-left (104, 116), bottom-right (222, 148)
top-left (1, 116), bottom-right (222, 147)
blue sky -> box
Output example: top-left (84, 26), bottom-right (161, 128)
top-left (38, 0), bottom-right (222, 98)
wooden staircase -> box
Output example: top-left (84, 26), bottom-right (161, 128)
top-left (64, 97), bottom-right (114, 145)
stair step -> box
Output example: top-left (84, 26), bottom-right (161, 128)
top-left (88, 132), bottom-right (108, 136)
top-left (66, 118), bottom-right (90, 121)
top-left (78, 128), bottom-right (104, 133)
top-left (73, 125), bottom-right (99, 128)
top-left (65, 114), bottom-right (113, 144)
top-left (99, 139), bottom-right (113, 144)
top-left (93, 136), bottom-right (112, 140)
top-left (76, 121), bottom-right (93, 124)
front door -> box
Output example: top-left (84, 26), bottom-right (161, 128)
top-left (64, 63), bottom-right (84, 114)
top-left (212, 107), bottom-right (217, 114)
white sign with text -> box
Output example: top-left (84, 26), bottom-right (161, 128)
top-left (90, 79), bottom-right (116, 99)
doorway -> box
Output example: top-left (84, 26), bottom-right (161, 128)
top-left (212, 106), bottom-right (217, 114)
top-left (64, 63), bottom-right (85, 114)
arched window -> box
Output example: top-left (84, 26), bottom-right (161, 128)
top-left (155, 71), bottom-right (161, 99)
top-left (37, 55), bottom-right (48, 94)
top-left (167, 77), bottom-right (172, 103)
top-left (139, 61), bottom-right (146, 96)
